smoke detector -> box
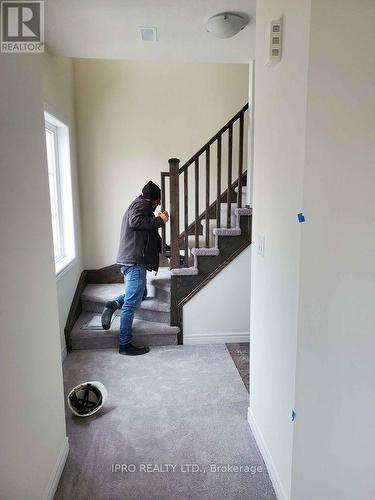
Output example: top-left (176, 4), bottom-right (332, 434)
top-left (139, 26), bottom-right (158, 42)
top-left (206, 13), bottom-right (249, 39)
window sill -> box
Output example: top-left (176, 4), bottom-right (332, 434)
top-left (55, 256), bottom-right (77, 281)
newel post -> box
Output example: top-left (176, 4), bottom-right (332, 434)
top-left (168, 158), bottom-right (180, 269)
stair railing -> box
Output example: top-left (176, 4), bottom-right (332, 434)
top-left (161, 103), bottom-right (249, 270)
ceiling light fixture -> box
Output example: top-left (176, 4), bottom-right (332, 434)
top-left (205, 13), bottom-right (249, 39)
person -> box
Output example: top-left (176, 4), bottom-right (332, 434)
top-left (101, 181), bottom-right (169, 356)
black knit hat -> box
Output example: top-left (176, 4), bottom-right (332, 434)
top-left (142, 181), bottom-right (161, 201)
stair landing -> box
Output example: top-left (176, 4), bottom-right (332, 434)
top-left (70, 267), bottom-right (179, 350)
top-left (71, 313), bottom-right (179, 349)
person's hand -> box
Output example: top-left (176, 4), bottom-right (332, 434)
top-left (158, 211), bottom-right (169, 223)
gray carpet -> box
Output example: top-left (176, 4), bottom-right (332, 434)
top-left (55, 345), bottom-right (276, 500)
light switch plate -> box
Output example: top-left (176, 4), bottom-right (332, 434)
top-left (257, 234), bottom-right (265, 257)
top-left (266, 17), bottom-right (283, 64)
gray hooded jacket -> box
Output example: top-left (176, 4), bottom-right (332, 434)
top-left (116, 196), bottom-right (164, 272)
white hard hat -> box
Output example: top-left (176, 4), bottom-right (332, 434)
top-left (67, 381), bottom-right (108, 417)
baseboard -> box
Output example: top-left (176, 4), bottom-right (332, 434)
top-left (247, 408), bottom-right (288, 500)
top-left (184, 331), bottom-right (250, 345)
top-left (61, 345), bottom-right (67, 363)
top-left (44, 436), bottom-right (69, 500)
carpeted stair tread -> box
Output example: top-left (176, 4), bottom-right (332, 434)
top-left (71, 312), bottom-right (178, 348)
top-left (73, 312), bottom-right (179, 336)
top-left (82, 283), bottom-right (124, 303)
top-left (167, 209), bottom-right (251, 279)
top-left (82, 284), bottom-right (170, 313)
top-left (138, 297), bottom-right (170, 312)
top-left (131, 318), bottom-right (179, 335)
top-left (235, 207), bottom-right (252, 216)
top-left (213, 227), bottom-right (242, 236)
top-left (170, 267), bottom-right (199, 276)
top-left (148, 270), bottom-right (171, 303)
top-left (191, 247), bottom-right (220, 256)
top-left (148, 273), bottom-right (171, 291)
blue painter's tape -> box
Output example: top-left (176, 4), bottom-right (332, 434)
top-left (297, 213), bottom-right (305, 223)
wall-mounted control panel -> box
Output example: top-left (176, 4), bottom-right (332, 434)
top-left (268, 18), bottom-right (283, 63)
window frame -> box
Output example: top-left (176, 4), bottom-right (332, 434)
top-left (45, 121), bottom-right (65, 263)
top-left (44, 108), bottom-right (76, 278)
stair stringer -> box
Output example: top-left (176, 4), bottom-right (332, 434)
top-left (170, 212), bottom-right (252, 344)
top-left (64, 264), bottom-right (123, 353)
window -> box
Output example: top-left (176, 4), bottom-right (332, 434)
top-left (44, 110), bottom-right (76, 276)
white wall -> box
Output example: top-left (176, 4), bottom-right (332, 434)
top-left (73, 59), bottom-right (249, 269)
top-left (247, 60), bottom-right (255, 208)
top-left (250, 1), bottom-right (375, 499)
top-left (291, 2), bottom-right (375, 499)
top-left (0, 54), bottom-right (67, 500)
top-left (42, 52), bottom-right (82, 356)
top-left (184, 247), bottom-right (251, 344)
top-left (248, 1), bottom-right (311, 499)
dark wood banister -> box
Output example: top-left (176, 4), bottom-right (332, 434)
top-left (178, 103), bottom-right (249, 175)
top-left (162, 103), bottom-right (249, 270)
top-left (161, 172), bottom-right (247, 265)
top-left (161, 103), bottom-right (249, 180)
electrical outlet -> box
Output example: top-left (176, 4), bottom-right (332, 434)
top-left (257, 235), bottom-right (265, 257)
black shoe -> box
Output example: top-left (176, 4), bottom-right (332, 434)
top-left (119, 342), bottom-right (150, 356)
top-left (101, 301), bottom-right (117, 330)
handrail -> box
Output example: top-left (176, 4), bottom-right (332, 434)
top-left (160, 102), bottom-right (249, 179)
top-left (178, 103), bottom-right (249, 175)
top-left (162, 102), bottom-right (249, 270)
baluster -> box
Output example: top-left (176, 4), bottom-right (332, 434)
top-left (169, 158), bottom-right (180, 269)
top-left (205, 148), bottom-right (210, 248)
top-left (161, 172), bottom-right (167, 255)
top-left (184, 168), bottom-right (188, 267)
top-left (227, 124), bottom-right (233, 228)
top-left (195, 158), bottom-right (199, 249)
top-left (216, 136), bottom-right (222, 227)
top-left (238, 112), bottom-right (244, 208)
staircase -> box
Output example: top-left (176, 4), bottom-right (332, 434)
top-left (69, 268), bottom-right (179, 349)
top-left (64, 104), bottom-right (252, 351)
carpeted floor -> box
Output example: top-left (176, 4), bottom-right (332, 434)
top-left (55, 345), bottom-right (275, 500)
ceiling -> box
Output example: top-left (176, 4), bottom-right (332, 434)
top-left (45, 0), bottom-right (256, 63)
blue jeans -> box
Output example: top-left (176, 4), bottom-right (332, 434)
top-left (115, 265), bottom-right (147, 345)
